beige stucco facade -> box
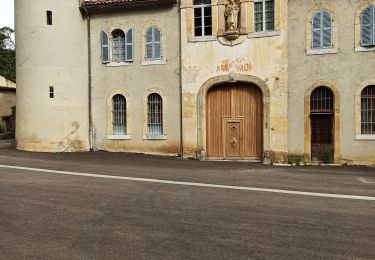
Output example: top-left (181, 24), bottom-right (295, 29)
top-left (288, 0), bottom-right (375, 164)
top-left (180, 0), bottom-right (289, 161)
top-left (89, 6), bottom-right (181, 154)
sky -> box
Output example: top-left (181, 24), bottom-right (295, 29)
top-left (0, 0), bottom-right (14, 28)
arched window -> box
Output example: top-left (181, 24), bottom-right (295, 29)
top-left (112, 29), bottom-right (125, 62)
top-left (193, 0), bottom-right (212, 36)
top-left (254, 0), bottom-right (275, 32)
top-left (145, 27), bottom-right (161, 60)
top-left (112, 94), bottom-right (126, 135)
top-left (361, 85), bottom-right (375, 134)
top-left (361, 5), bottom-right (375, 46)
top-left (147, 93), bottom-right (163, 135)
top-left (312, 11), bottom-right (332, 49)
top-left (310, 87), bottom-right (334, 114)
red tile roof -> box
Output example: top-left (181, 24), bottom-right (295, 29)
top-left (81, 0), bottom-right (175, 7)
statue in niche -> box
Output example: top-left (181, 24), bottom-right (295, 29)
top-left (224, 0), bottom-right (240, 33)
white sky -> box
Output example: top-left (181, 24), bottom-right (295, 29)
top-left (0, 0), bottom-right (14, 28)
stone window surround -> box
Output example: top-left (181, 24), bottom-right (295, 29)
top-left (142, 88), bottom-right (168, 140)
top-left (355, 79), bottom-right (375, 140)
top-left (305, 4), bottom-right (339, 56)
top-left (107, 90), bottom-right (132, 140)
top-left (141, 21), bottom-right (167, 65)
top-left (354, 0), bottom-right (375, 52)
top-left (105, 25), bottom-right (134, 66)
top-left (304, 81), bottom-right (341, 162)
top-left (182, 0), bottom-right (281, 42)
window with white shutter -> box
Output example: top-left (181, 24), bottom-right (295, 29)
top-left (101, 31), bottom-right (109, 64)
top-left (312, 11), bottom-right (332, 49)
top-left (125, 29), bottom-right (134, 62)
top-left (112, 29), bottom-right (125, 62)
top-left (145, 27), bottom-right (162, 60)
top-left (361, 5), bottom-right (375, 47)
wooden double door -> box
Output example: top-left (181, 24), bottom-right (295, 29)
top-left (206, 83), bottom-right (263, 160)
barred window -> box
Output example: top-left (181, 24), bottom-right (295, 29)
top-left (254, 0), bottom-right (274, 32)
top-left (194, 0), bottom-right (212, 37)
top-left (147, 93), bottom-right (163, 135)
top-left (361, 85), bottom-right (375, 135)
top-left (112, 29), bottom-right (125, 62)
top-left (312, 11), bottom-right (332, 49)
top-left (112, 95), bottom-right (126, 135)
top-left (361, 5), bottom-right (375, 47)
top-left (145, 27), bottom-right (161, 60)
top-left (310, 87), bottom-right (334, 114)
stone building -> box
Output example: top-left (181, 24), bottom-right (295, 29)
top-left (15, 0), bottom-right (375, 164)
top-left (288, 0), bottom-right (375, 164)
top-left (0, 75), bottom-right (16, 136)
top-left (16, 0), bottom-right (181, 154)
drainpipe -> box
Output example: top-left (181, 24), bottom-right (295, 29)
top-left (178, 1), bottom-right (184, 157)
top-left (84, 8), bottom-right (93, 150)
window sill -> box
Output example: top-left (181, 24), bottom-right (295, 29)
top-left (188, 36), bottom-right (217, 42)
top-left (355, 46), bottom-right (375, 52)
top-left (355, 135), bottom-right (375, 141)
top-left (106, 62), bottom-right (132, 67)
top-left (108, 135), bottom-right (131, 140)
top-left (247, 31), bottom-right (280, 38)
top-left (141, 60), bottom-right (166, 66)
top-left (306, 48), bottom-right (338, 55)
top-left (143, 134), bottom-right (167, 140)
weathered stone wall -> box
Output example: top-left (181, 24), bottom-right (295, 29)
top-left (16, 0), bottom-right (89, 152)
top-left (90, 6), bottom-right (181, 155)
top-left (288, 0), bottom-right (375, 164)
top-left (181, 0), bottom-right (289, 160)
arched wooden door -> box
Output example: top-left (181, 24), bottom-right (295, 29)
top-left (206, 83), bottom-right (263, 160)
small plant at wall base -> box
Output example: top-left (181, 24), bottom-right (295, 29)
top-left (287, 153), bottom-right (304, 166)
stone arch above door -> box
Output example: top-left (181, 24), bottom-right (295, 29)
top-left (196, 74), bottom-right (271, 160)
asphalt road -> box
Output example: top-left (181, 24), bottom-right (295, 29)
top-left (0, 148), bottom-right (374, 259)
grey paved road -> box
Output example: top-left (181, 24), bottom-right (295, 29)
top-left (0, 148), bottom-right (374, 259)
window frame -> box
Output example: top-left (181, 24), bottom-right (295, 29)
top-left (360, 5), bottom-right (375, 47)
top-left (361, 85), bottom-right (375, 135)
top-left (147, 93), bottom-right (163, 136)
top-left (145, 27), bottom-right (162, 61)
top-left (311, 11), bottom-right (333, 50)
top-left (112, 94), bottom-right (127, 136)
top-left (254, 0), bottom-right (275, 32)
top-left (101, 28), bottom-right (134, 65)
top-left (193, 0), bottom-right (212, 37)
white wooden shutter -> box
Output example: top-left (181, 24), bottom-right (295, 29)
top-left (361, 6), bottom-right (374, 46)
top-left (153, 28), bottom-right (161, 59)
top-left (312, 12), bottom-right (322, 49)
top-left (101, 31), bottom-right (109, 64)
top-left (322, 11), bottom-right (332, 48)
top-left (125, 29), bottom-right (134, 62)
top-left (145, 28), bottom-right (153, 60)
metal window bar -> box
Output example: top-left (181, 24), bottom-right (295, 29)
top-left (193, 0), bottom-right (212, 36)
top-left (361, 85), bottom-right (375, 134)
top-left (112, 95), bottom-right (126, 135)
top-left (147, 93), bottom-right (163, 135)
top-left (310, 87), bottom-right (334, 114)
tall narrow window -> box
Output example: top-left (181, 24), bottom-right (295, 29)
top-left (194, 0), bottom-right (212, 37)
top-left (361, 86), bottom-right (375, 135)
top-left (254, 0), bottom-right (274, 32)
top-left (125, 29), bottom-right (134, 62)
top-left (47, 11), bottom-right (52, 25)
top-left (145, 27), bottom-right (161, 60)
top-left (147, 93), bottom-right (163, 135)
top-left (112, 30), bottom-right (125, 62)
top-left (101, 31), bottom-right (110, 64)
top-left (112, 95), bottom-right (126, 135)
top-left (312, 11), bottom-right (332, 49)
top-left (361, 5), bottom-right (375, 47)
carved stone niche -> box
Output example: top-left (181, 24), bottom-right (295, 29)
top-left (218, 0), bottom-right (246, 46)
